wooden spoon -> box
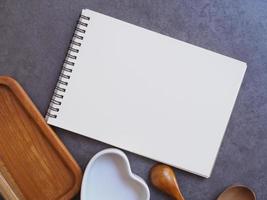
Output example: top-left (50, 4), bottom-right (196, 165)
top-left (217, 185), bottom-right (256, 200)
top-left (150, 164), bottom-right (185, 200)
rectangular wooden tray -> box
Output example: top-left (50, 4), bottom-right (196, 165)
top-left (0, 76), bottom-right (82, 200)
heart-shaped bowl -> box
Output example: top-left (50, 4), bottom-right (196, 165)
top-left (81, 148), bottom-right (150, 200)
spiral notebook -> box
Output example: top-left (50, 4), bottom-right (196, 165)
top-left (46, 9), bottom-right (246, 177)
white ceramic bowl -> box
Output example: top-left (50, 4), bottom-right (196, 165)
top-left (81, 148), bottom-right (150, 200)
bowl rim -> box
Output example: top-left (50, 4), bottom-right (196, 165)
top-left (80, 148), bottom-right (150, 200)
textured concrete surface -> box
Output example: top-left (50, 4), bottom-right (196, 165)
top-left (0, 0), bottom-right (267, 199)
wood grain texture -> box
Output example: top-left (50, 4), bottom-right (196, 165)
top-left (0, 76), bottom-right (82, 200)
top-left (0, 160), bottom-right (25, 200)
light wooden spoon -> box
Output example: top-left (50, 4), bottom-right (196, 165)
top-left (150, 164), bottom-right (256, 200)
top-left (217, 185), bottom-right (256, 200)
top-left (150, 164), bottom-right (185, 200)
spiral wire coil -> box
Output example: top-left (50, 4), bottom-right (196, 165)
top-left (46, 14), bottom-right (90, 119)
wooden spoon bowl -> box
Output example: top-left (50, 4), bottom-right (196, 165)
top-left (217, 185), bottom-right (256, 200)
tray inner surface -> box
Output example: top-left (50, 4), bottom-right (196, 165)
top-left (0, 84), bottom-right (75, 200)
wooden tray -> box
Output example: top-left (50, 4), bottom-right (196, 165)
top-left (0, 76), bottom-right (82, 200)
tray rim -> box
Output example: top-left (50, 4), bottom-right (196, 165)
top-left (0, 75), bottom-right (82, 200)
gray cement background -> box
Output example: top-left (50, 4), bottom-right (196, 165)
top-left (0, 0), bottom-right (267, 199)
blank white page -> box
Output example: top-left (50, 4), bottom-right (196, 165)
top-left (47, 9), bottom-right (246, 177)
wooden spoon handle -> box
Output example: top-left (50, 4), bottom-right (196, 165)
top-left (0, 161), bottom-right (25, 200)
top-left (0, 173), bottom-right (20, 200)
top-left (174, 192), bottom-right (185, 200)
top-left (150, 164), bottom-right (185, 200)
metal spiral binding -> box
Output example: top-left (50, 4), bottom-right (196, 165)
top-left (46, 14), bottom-right (90, 120)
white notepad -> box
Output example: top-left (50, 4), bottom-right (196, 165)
top-left (46, 9), bottom-right (246, 177)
